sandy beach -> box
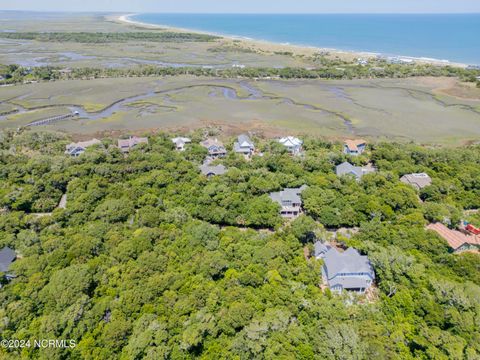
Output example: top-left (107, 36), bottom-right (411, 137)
top-left (114, 14), bottom-right (467, 68)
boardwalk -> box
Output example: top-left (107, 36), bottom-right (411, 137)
top-left (25, 112), bottom-right (78, 127)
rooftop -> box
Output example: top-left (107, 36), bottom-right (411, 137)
top-left (427, 222), bottom-right (480, 250)
top-left (336, 162), bottom-right (375, 179)
top-left (172, 137), bottom-right (191, 144)
top-left (237, 134), bottom-right (254, 147)
top-left (278, 136), bottom-right (302, 147)
top-left (314, 241), bottom-right (331, 258)
top-left (201, 138), bottom-right (224, 148)
top-left (329, 276), bottom-right (370, 290)
top-left (400, 173), bottom-right (432, 189)
top-left (234, 134), bottom-right (255, 153)
top-left (118, 136), bottom-right (149, 149)
top-left (269, 185), bottom-right (307, 205)
top-left (344, 139), bottom-right (366, 152)
top-left (65, 138), bottom-right (102, 153)
top-left (323, 247), bottom-right (374, 280)
top-left (0, 247), bottom-right (16, 273)
top-left (199, 164), bottom-right (227, 176)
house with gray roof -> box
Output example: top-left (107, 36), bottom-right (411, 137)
top-left (199, 163), bottom-right (227, 177)
top-left (314, 241), bottom-right (332, 259)
top-left (321, 246), bottom-right (375, 294)
top-left (336, 162), bottom-right (376, 181)
top-left (400, 173), bottom-right (432, 190)
top-left (201, 138), bottom-right (227, 158)
top-left (0, 247), bottom-right (16, 284)
top-left (269, 185), bottom-right (307, 219)
top-left (234, 134), bottom-right (255, 156)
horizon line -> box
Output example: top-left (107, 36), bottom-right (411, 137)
top-left (2, 10), bottom-right (480, 15)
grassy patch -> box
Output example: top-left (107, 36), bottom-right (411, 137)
top-left (83, 103), bottom-right (107, 112)
top-left (2, 107), bottom-right (70, 128)
top-left (97, 111), bottom-right (128, 124)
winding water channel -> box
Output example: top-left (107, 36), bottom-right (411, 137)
top-left (0, 81), bottom-right (356, 133)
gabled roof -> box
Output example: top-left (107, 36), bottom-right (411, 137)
top-left (336, 162), bottom-right (375, 179)
top-left (344, 139), bottom-right (366, 152)
top-left (0, 247), bottom-right (16, 273)
top-left (234, 134), bottom-right (255, 154)
top-left (278, 136), bottom-right (302, 147)
top-left (65, 146), bottom-right (85, 156)
top-left (336, 162), bottom-right (358, 176)
top-left (323, 247), bottom-right (374, 280)
top-left (237, 134), bottom-right (254, 148)
top-left (400, 173), bottom-right (432, 189)
top-left (201, 138), bottom-right (224, 148)
top-left (427, 222), bottom-right (480, 250)
top-left (65, 138), bottom-right (102, 153)
top-left (314, 241), bottom-right (331, 258)
top-left (172, 137), bottom-right (191, 145)
top-left (269, 186), bottom-right (307, 205)
top-left (199, 164), bottom-right (227, 176)
top-left (201, 138), bottom-right (227, 154)
top-left (118, 136), bottom-right (149, 149)
top-left (329, 276), bottom-right (369, 290)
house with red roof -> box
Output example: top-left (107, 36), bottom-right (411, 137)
top-left (427, 222), bottom-right (480, 253)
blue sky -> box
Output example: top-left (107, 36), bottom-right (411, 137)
top-left (1, 0), bottom-right (479, 13)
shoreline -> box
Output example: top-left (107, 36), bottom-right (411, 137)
top-left (115, 13), bottom-right (468, 68)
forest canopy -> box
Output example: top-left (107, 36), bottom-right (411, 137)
top-left (0, 130), bottom-right (479, 359)
top-left (0, 32), bottom-right (220, 43)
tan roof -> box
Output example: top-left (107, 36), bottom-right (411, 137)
top-left (427, 222), bottom-right (480, 250)
top-left (66, 138), bottom-right (102, 150)
top-left (201, 138), bottom-right (224, 148)
top-left (344, 139), bottom-right (366, 152)
top-left (200, 138), bottom-right (227, 155)
top-left (118, 136), bottom-right (148, 149)
top-left (400, 173), bottom-right (432, 189)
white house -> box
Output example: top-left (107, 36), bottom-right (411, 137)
top-left (172, 137), bottom-right (191, 151)
top-left (278, 136), bottom-right (303, 155)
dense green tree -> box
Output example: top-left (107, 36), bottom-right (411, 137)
top-left (0, 132), bottom-right (478, 359)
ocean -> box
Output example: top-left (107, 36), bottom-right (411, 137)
top-left (132, 13), bottom-right (480, 65)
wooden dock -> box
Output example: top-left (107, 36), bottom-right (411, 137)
top-left (25, 112), bottom-right (79, 127)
